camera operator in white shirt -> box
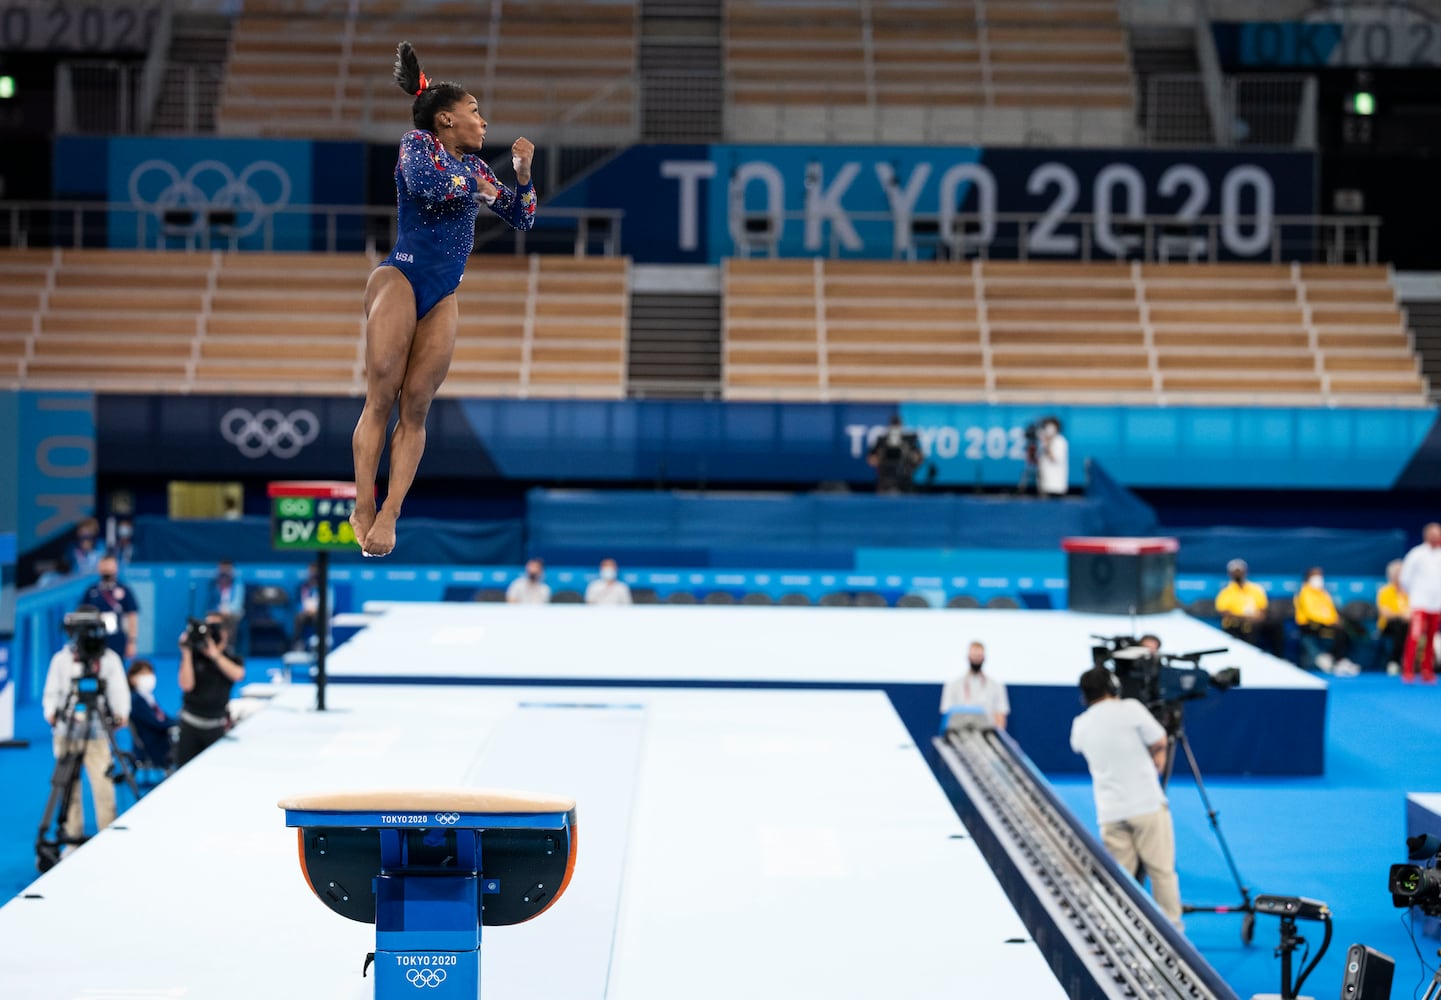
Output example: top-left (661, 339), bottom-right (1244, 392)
top-left (42, 607), bottom-right (131, 844)
top-left (1036, 417), bottom-right (1069, 498)
top-left (1070, 665), bottom-right (1184, 929)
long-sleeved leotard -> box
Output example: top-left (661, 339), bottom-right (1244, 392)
top-left (378, 129), bottom-right (537, 318)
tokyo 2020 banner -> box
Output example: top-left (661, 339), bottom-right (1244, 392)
top-left (547, 145), bottom-right (1317, 264)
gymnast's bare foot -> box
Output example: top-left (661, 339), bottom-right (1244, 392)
top-left (363, 508), bottom-right (397, 557)
top-left (349, 502), bottom-right (376, 551)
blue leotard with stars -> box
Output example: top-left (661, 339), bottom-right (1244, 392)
top-left (379, 129), bottom-right (537, 318)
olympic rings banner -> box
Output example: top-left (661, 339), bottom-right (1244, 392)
top-left (105, 138), bottom-right (312, 250)
top-left (546, 144), bottom-right (1318, 264)
top-left (93, 393), bottom-right (1441, 492)
top-left (55, 137), bottom-right (366, 251)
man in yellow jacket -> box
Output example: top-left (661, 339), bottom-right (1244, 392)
top-left (1214, 559), bottom-right (1282, 656)
top-left (1376, 559), bottom-right (1410, 675)
top-left (1295, 566), bottom-right (1358, 675)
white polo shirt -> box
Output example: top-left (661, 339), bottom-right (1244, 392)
top-left (1037, 434), bottom-right (1069, 496)
top-left (1069, 697), bottom-right (1167, 824)
top-left (940, 671), bottom-right (1010, 723)
top-left (585, 578), bottom-right (632, 606)
top-left (1401, 543), bottom-right (1441, 613)
top-left (505, 577), bottom-right (552, 605)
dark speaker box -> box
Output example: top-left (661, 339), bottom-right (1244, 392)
top-left (1339, 943), bottom-right (1394, 1000)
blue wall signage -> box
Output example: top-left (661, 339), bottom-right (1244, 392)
top-left (13, 392), bottom-right (96, 557)
top-left (105, 137), bottom-right (313, 250)
top-left (95, 394), bottom-right (1439, 492)
top-left (1214, 12), bottom-right (1441, 68)
top-left (549, 145), bottom-right (1317, 263)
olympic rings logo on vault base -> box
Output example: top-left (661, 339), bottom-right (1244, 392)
top-left (406, 968), bottom-right (447, 988)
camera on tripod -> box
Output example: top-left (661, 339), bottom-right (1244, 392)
top-left (1389, 833), bottom-right (1441, 915)
top-left (62, 609), bottom-right (110, 666)
top-left (1090, 634), bottom-right (1241, 715)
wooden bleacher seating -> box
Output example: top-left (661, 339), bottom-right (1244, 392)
top-left (1, 249), bottom-right (629, 399)
top-left (220, 2), bottom-right (637, 142)
top-left (727, 0), bottom-right (1133, 142)
top-left (720, 258), bottom-right (1429, 406)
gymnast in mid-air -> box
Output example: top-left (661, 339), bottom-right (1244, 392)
top-left (350, 40), bottom-right (536, 556)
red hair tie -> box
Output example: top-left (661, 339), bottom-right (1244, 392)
top-left (415, 71), bottom-right (428, 96)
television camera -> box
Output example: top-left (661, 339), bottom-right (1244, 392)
top-left (1090, 634), bottom-right (1241, 722)
top-left (1390, 833), bottom-right (1441, 916)
top-left (63, 609), bottom-right (110, 667)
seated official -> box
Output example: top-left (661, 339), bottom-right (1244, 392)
top-left (127, 659), bottom-right (176, 770)
top-left (506, 558), bottom-right (552, 605)
top-left (1376, 559), bottom-right (1410, 675)
top-left (1214, 559), bottom-right (1282, 656)
top-left (585, 558), bottom-right (632, 606)
top-left (940, 641), bottom-right (1009, 730)
top-left (1294, 567), bottom-right (1358, 676)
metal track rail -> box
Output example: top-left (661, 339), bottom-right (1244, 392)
top-left (934, 728), bottom-right (1239, 1000)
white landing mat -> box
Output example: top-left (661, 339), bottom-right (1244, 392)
top-left (0, 685), bottom-right (1064, 1000)
top-left (328, 603), bottom-right (1322, 690)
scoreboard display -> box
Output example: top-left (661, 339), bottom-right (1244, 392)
top-left (268, 481), bottom-right (358, 552)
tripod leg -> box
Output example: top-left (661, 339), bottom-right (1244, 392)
top-left (36, 746), bottom-right (87, 870)
top-left (104, 725), bottom-right (141, 801)
top-left (1175, 729), bottom-right (1255, 941)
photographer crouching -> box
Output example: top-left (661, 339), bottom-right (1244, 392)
top-left (41, 606), bottom-right (131, 853)
top-left (176, 612), bottom-right (245, 767)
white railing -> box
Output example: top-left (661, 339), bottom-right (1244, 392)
top-left (0, 200), bottom-right (623, 257)
top-left (728, 210), bottom-right (1382, 265)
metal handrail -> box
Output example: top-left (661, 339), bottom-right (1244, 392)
top-left (0, 199), bottom-right (624, 257)
top-left (732, 210), bottom-right (1383, 265)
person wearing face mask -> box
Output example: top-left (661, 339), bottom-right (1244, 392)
top-left (939, 641), bottom-right (1009, 730)
top-left (208, 560), bottom-right (247, 644)
top-left (506, 558), bottom-right (552, 605)
top-left (78, 555), bottom-right (139, 662)
top-left (1399, 522), bottom-right (1441, 684)
top-left (126, 660), bottom-right (176, 771)
top-left (1376, 559), bottom-right (1411, 676)
top-left (1214, 559), bottom-right (1282, 656)
top-left (69, 517), bottom-right (105, 576)
top-left (1294, 566), bottom-right (1357, 675)
top-left (584, 558), bottom-right (632, 606)
top-left (110, 518), bottom-right (136, 567)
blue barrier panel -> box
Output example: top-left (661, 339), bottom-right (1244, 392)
top-left (96, 394), bottom-right (1441, 491)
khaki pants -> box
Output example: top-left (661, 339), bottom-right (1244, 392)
top-left (51, 735), bottom-right (116, 841)
top-left (1101, 805), bottom-right (1183, 929)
